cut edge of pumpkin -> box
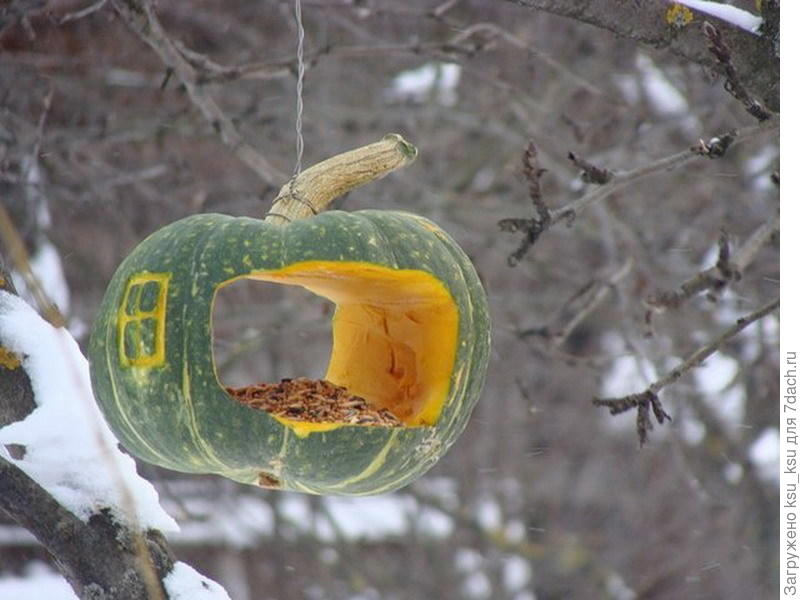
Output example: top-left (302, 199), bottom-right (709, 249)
top-left (214, 261), bottom-right (459, 437)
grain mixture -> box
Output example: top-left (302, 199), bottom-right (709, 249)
top-left (227, 377), bottom-right (402, 427)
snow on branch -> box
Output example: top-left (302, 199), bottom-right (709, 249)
top-left (0, 289), bottom-right (231, 600)
top-left (0, 291), bottom-right (176, 531)
top-left (671, 0), bottom-right (763, 34)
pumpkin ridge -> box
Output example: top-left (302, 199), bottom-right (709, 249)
top-left (359, 211), bottom-right (401, 269)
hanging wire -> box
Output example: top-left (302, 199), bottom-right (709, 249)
top-left (293, 0), bottom-right (305, 177)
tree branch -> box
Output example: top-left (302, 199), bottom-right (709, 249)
top-left (0, 255), bottom-right (177, 599)
top-left (110, 0), bottom-right (286, 186)
top-left (594, 296), bottom-right (779, 445)
top-left (520, 257), bottom-right (633, 347)
top-left (647, 211), bottom-right (779, 310)
top-left (506, 0), bottom-right (779, 111)
top-left (0, 456), bottom-right (174, 600)
top-left (499, 121), bottom-right (777, 263)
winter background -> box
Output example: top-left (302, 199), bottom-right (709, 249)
top-left (0, 1), bottom-right (779, 599)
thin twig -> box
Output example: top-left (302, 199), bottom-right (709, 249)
top-left (110, 0), bottom-right (285, 185)
top-left (690, 130), bottom-right (738, 158)
top-left (0, 205), bottom-right (65, 330)
top-left (58, 0), bottom-right (108, 24)
top-left (567, 151), bottom-right (613, 184)
top-left (498, 141), bottom-right (551, 266)
top-left (520, 257), bottom-right (633, 346)
top-left (647, 211), bottom-right (778, 310)
top-left (499, 121), bottom-right (776, 264)
top-left (594, 296), bottom-right (779, 445)
top-left (702, 21), bottom-right (771, 122)
top-left (550, 122), bottom-right (775, 225)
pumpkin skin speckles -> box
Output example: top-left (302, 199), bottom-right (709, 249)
top-left (89, 210), bottom-right (490, 495)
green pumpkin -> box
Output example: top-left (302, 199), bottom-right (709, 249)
top-left (88, 136), bottom-right (490, 495)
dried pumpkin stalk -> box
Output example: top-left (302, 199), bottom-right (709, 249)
top-left (227, 377), bottom-right (402, 427)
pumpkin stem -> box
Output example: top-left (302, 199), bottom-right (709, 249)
top-left (265, 133), bottom-right (417, 224)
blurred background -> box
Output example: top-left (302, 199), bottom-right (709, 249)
top-left (0, 1), bottom-right (779, 598)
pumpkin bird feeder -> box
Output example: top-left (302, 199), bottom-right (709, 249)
top-left (89, 134), bottom-right (490, 495)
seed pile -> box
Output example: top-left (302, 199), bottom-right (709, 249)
top-left (227, 377), bottom-right (402, 427)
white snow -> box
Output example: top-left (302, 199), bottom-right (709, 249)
top-left (671, 0), bottom-right (763, 33)
top-left (635, 53), bottom-right (700, 134)
top-left (325, 496), bottom-right (409, 540)
top-left (605, 572), bottom-right (636, 600)
top-left (277, 493), bottom-right (453, 542)
top-left (694, 352), bottom-right (746, 432)
top-left (636, 54), bottom-right (689, 116)
top-left (502, 556), bottom-right (532, 591)
top-left (13, 240), bottom-right (71, 316)
top-left (475, 496), bottom-right (502, 531)
top-left (614, 74), bottom-right (640, 105)
top-left (455, 547), bottom-right (484, 572)
top-left (679, 415), bottom-right (707, 445)
top-left (600, 355), bottom-right (657, 398)
top-left (0, 562), bottom-right (78, 600)
top-left (749, 427), bottom-right (779, 485)
top-left (504, 519), bottom-right (527, 544)
top-left (694, 352), bottom-right (738, 395)
top-left (723, 461), bottom-right (743, 484)
top-left (163, 562), bottom-right (232, 600)
top-left (388, 62), bottom-right (462, 106)
top-left (743, 143), bottom-right (778, 186)
top-left (0, 291), bottom-right (177, 532)
top-left (170, 495), bottom-right (274, 548)
top-left (463, 571), bottom-right (492, 599)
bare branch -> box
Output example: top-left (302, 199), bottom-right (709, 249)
top-left (702, 21), bottom-right (771, 122)
top-left (690, 130), bottom-right (738, 158)
top-left (110, 0), bottom-right (286, 186)
top-left (594, 296), bottom-right (779, 444)
top-left (498, 141), bottom-right (552, 265)
top-left (499, 121), bottom-right (777, 263)
top-left (506, 0), bottom-right (779, 111)
top-left (0, 256), bottom-right (174, 600)
top-left (550, 123), bottom-right (776, 227)
top-left (58, 0), bottom-right (109, 25)
top-left (567, 151), bottom-right (613, 184)
top-left (521, 257), bottom-right (633, 347)
top-left (647, 212), bottom-right (779, 310)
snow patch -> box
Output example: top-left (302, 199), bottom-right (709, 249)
top-left (750, 427), bottom-right (779, 485)
top-left (636, 54), bottom-right (688, 115)
top-left (672, 0), bottom-right (763, 33)
top-left (455, 547), bottom-right (484, 572)
top-left (388, 62), bottom-right (461, 106)
top-left (0, 562), bottom-right (77, 600)
top-left (694, 352), bottom-right (738, 395)
top-left (463, 571), bottom-right (492, 599)
top-left (605, 572), bottom-right (636, 600)
top-left (635, 53), bottom-right (700, 134)
top-left (600, 355), bottom-right (657, 398)
top-left (163, 562), bottom-right (232, 600)
top-left (695, 353), bottom-right (746, 432)
top-left (503, 556), bottom-right (532, 591)
top-left (724, 462), bottom-right (743, 484)
top-left (475, 496), bottom-right (502, 531)
top-left (13, 240), bottom-right (71, 316)
top-left (278, 494), bottom-right (453, 542)
top-left (680, 414), bottom-right (707, 445)
top-left (170, 495), bottom-right (274, 548)
top-left (0, 292), bottom-right (177, 532)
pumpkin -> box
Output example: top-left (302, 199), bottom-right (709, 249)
top-left (88, 135), bottom-right (490, 495)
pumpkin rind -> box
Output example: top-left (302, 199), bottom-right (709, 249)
top-left (89, 210), bottom-right (490, 495)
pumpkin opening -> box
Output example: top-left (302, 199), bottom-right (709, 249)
top-left (215, 261), bottom-right (459, 435)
